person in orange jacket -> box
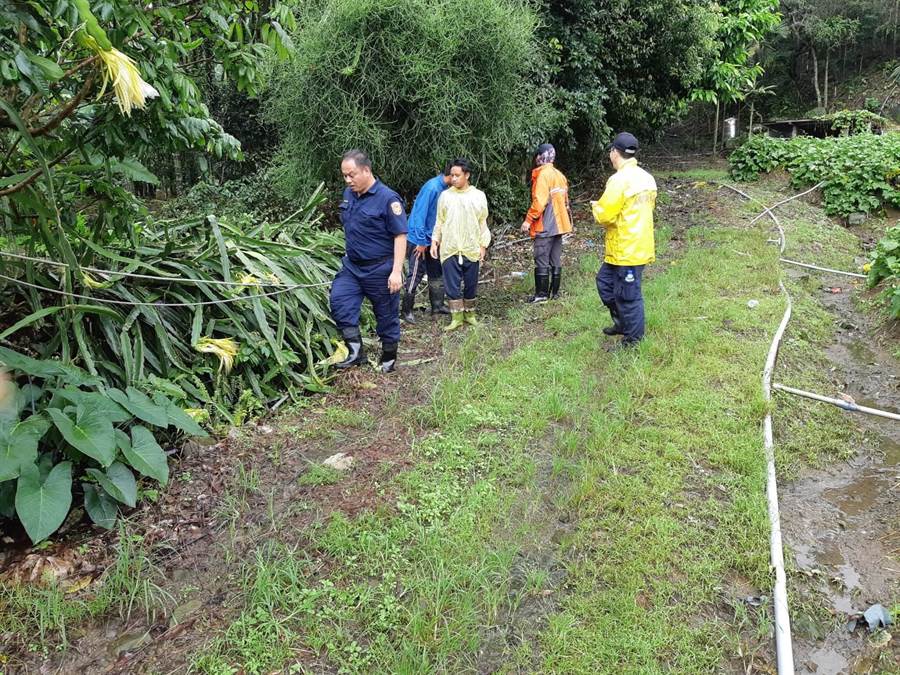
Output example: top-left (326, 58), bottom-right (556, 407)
top-left (520, 143), bottom-right (573, 303)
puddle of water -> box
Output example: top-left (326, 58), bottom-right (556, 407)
top-left (837, 562), bottom-right (860, 590)
top-left (794, 542), bottom-right (816, 569)
top-left (816, 541), bottom-right (844, 568)
top-left (830, 592), bottom-right (855, 614)
top-left (880, 437), bottom-right (900, 466)
top-left (847, 339), bottom-right (879, 364)
top-left (803, 647), bottom-right (849, 675)
top-left (823, 471), bottom-right (893, 517)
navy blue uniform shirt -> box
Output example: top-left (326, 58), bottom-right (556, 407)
top-left (340, 180), bottom-right (408, 262)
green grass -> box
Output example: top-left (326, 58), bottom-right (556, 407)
top-left (191, 201), bottom-right (837, 672)
top-left (297, 464), bottom-right (343, 486)
top-left (0, 523), bottom-right (172, 658)
top-left (4, 176), bottom-right (868, 672)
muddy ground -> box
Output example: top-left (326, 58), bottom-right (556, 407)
top-left (781, 267), bottom-right (899, 675)
top-left (1, 171), bottom-right (896, 674)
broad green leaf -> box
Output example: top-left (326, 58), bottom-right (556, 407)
top-left (29, 54), bottom-right (64, 80)
top-left (0, 347), bottom-right (100, 386)
top-left (86, 462), bottom-right (137, 508)
top-left (110, 158), bottom-right (159, 185)
top-left (107, 387), bottom-right (169, 427)
top-left (153, 394), bottom-right (208, 437)
top-left (0, 414), bottom-right (51, 482)
top-left (48, 404), bottom-right (116, 467)
top-left (15, 461), bottom-right (72, 543)
top-left (83, 483), bottom-right (118, 529)
top-left (13, 49), bottom-right (32, 78)
top-left (124, 426), bottom-right (169, 485)
top-left (56, 388), bottom-right (130, 423)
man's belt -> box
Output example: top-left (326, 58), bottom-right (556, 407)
top-left (349, 255), bottom-right (391, 267)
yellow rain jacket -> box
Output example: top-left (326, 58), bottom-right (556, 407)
top-left (591, 158), bottom-right (657, 266)
top-left (433, 186), bottom-right (491, 263)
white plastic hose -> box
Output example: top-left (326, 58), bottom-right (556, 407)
top-left (779, 258), bottom-right (866, 279)
top-left (773, 383), bottom-right (900, 421)
top-left (720, 182), bottom-right (796, 674)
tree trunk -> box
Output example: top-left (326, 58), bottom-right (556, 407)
top-left (712, 100), bottom-right (720, 155)
top-left (749, 101), bottom-right (755, 138)
top-left (811, 46), bottom-right (822, 109)
top-left (824, 50), bottom-right (830, 111)
top-left (894, 0), bottom-right (899, 58)
top-left (841, 45), bottom-right (846, 83)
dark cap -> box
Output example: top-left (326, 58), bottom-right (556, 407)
top-left (607, 132), bottom-right (639, 156)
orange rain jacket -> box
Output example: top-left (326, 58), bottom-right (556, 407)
top-left (525, 163), bottom-right (573, 238)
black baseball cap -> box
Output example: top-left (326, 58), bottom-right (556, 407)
top-left (607, 132), bottom-right (639, 156)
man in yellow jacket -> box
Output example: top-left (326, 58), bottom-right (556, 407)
top-left (591, 132), bottom-right (657, 348)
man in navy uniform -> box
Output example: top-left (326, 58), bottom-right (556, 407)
top-left (330, 149), bottom-right (408, 373)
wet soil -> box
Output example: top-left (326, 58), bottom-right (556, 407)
top-left (5, 172), bottom-right (889, 673)
top-left (0, 196), bottom-right (602, 673)
top-left (780, 260), bottom-right (899, 673)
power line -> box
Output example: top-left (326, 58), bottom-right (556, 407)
top-left (0, 272), bottom-right (329, 308)
top-left (0, 250), bottom-right (327, 289)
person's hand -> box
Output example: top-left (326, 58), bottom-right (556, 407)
top-left (388, 270), bottom-right (402, 294)
top-left (520, 220), bottom-right (530, 234)
top-left (430, 242), bottom-right (439, 259)
top-left (479, 246), bottom-right (486, 262)
top-left (414, 245), bottom-right (427, 259)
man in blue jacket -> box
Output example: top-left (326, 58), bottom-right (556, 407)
top-left (401, 163), bottom-right (452, 323)
top-left (330, 149), bottom-right (408, 373)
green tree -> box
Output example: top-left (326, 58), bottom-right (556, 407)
top-left (0, 1), bottom-right (294, 245)
top-left (690, 0), bottom-right (781, 153)
top-left (539, 0), bottom-right (721, 155)
top-left (0, 1), bottom-right (301, 541)
top-left (266, 0), bottom-right (560, 215)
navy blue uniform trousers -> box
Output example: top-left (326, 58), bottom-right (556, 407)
top-left (405, 243), bottom-right (443, 295)
top-left (442, 256), bottom-right (479, 300)
top-left (596, 263), bottom-right (645, 343)
top-left (330, 257), bottom-right (400, 344)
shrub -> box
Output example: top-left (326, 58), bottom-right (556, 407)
top-left (266, 0), bottom-right (560, 217)
top-left (0, 190), bottom-right (343, 420)
top-left (0, 189), bottom-right (346, 542)
top-left (866, 224), bottom-right (900, 318)
top-left (818, 109), bottom-right (888, 135)
top-left (729, 133), bottom-right (900, 216)
top-left (0, 348), bottom-right (204, 543)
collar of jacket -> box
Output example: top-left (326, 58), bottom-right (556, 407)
top-left (531, 163), bottom-right (554, 179)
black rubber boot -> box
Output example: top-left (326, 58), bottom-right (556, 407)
top-left (336, 327), bottom-right (365, 368)
top-left (428, 279), bottom-right (450, 315)
top-left (550, 267), bottom-right (562, 299)
top-left (528, 268), bottom-right (550, 303)
top-left (401, 290), bottom-right (416, 324)
top-left (379, 342), bottom-right (398, 373)
top-left (601, 303), bottom-right (623, 336)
